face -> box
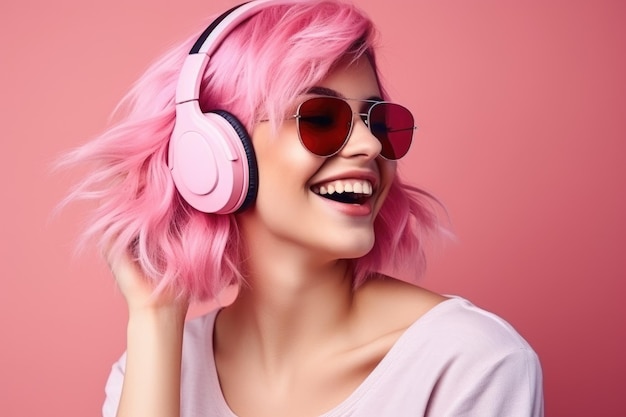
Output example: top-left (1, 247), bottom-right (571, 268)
top-left (238, 55), bottom-right (397, 264)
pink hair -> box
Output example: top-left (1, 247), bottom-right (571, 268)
top-left (60, 0), bottom-right (442, 301)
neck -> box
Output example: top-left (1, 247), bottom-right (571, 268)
top-left (216, 223), bottom-right (358, 372)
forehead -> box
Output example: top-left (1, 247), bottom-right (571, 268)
top-left (312, 55), bottom-right (381, 101)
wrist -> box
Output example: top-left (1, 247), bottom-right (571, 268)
top-left (126, 303), bottom-right (188, 332)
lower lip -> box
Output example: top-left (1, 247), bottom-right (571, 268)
top-left (315, 194), bottom-right (373, 217)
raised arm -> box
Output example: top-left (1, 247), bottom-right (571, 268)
top-left (107, 253), bottom-right (190, 417)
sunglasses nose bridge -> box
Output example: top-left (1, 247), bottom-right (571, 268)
top-left (340, 109), bottom-right (383, 159)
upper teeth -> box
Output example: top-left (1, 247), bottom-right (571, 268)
top-left (312, 180), bottom-right (373, 196)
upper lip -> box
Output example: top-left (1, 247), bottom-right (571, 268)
top-left (310, 169), bottom-right (379, 191)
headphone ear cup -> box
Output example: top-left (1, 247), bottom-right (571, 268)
top-left (211, 110), bottom-right (258, 212)
top-left (168, 103), bottom-right (257, 214)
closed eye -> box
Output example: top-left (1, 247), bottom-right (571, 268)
top-left (300, 114), bottom-right (334, 126)
top-left (369, 120), bottom-right (392, 133)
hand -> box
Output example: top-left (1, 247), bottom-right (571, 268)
top-left (108, 250), bottom-right (189, 316)
top-left (107, 251), bottom-right (188, 417)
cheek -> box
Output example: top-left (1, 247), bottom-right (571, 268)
top-left (253, 122), bottom-right (318, 169)
top-left (252, 149), bottom-right (323, 211)
top-left (256, 141), bottom-right (324, 189)
top-left (376, 160), bottom-right (397, 206)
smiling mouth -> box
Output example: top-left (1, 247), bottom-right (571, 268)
top-left (311, 179), bottom-right (374, 205)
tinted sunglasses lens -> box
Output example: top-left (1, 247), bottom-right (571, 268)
top-left (369, 103), bottom-right (414, 160)
top-left (297, 97), bottom-right (352, 156)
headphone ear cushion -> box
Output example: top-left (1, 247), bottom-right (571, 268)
top-left (211, 110), bottom-right (258, 212)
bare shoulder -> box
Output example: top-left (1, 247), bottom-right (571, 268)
top-left (352, 274), bottom-right (448, 339)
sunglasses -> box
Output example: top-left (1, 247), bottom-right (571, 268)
top-left (293, 96), bottom-right (416, 160)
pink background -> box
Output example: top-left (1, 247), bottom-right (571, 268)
top-left (2, 0), bottom-right (625, 416)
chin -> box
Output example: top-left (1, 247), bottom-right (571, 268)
top-left (330, 234), bottom-right (376, 260)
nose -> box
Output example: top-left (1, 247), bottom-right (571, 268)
top-left (338, 115), bottom-right (382, 160)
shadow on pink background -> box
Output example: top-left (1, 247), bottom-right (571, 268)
top-left (1, 1), bottom-right (624, 416)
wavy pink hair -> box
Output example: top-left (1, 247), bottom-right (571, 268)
top-left (59, 0), bottom-right (442, 301)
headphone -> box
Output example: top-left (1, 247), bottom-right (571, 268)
top-left (168, 0), bottom-right (287, 214)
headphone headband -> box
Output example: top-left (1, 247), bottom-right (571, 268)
top-left (189, 2), bottom-right (251, 55)
top-left (176, 0), bottom-right (289, 104)
top-left (170, 0), bottom-right (300, 214)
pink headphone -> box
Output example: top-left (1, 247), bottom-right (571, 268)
top-left (168, 0), bottom-right (288, 214)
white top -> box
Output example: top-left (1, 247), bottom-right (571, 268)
top-left (103, 297), bottom-right (544, 416)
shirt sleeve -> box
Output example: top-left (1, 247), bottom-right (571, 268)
top-left (102, 353), bottom-right (126, 417)
top-left (429, 347), bottom-right (544, 417)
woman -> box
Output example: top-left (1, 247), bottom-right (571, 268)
top-left (64, 1), bottom-right (543, 416)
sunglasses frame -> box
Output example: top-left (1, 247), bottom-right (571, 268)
top-left (292, 96), bottom-right (416, 160)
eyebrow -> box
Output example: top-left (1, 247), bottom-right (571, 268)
top-left (305, 86), bottom-right (383, 102)
top-left (306, 86), bottom-right (342, 97)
